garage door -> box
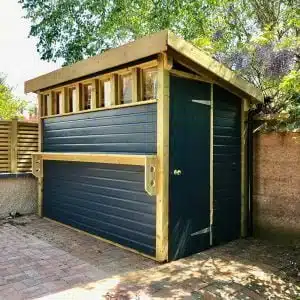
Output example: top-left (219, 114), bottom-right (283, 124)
top-left (43, 160), bottom-right (156, 256)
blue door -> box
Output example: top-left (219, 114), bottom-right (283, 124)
top-left (169, 76), bottom-right (211, 260)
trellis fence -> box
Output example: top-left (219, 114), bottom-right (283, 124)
top-left (0, 120), bottom-right (38, 173)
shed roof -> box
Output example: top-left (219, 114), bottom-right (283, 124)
top-left (25, 30), bottom-right (263, 103)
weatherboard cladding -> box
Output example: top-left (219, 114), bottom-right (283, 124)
top-left (43, 161), bottom-right (156, 256)
top-left (213, 85), bottom-right (241, 244)
top-left (43, 103), bottom-right (157, 154)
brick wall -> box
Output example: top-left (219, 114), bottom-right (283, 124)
top-left (253, 132), bottom-right (300, 245)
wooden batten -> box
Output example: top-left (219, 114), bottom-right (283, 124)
top-left (10, 119), bottom-right (18, 173)
top-left (156, 53), bottom-right (170, 262)
top-left (241, 99), bottom-right (248, 237)
top-left (47, 92), bottom-right (53, 116)
top-left (209, 84), bottom-right (214, 245)
top-left (111, 74), bottom-right (119, 106)
top-left (74, 83), bottom-right (82, 112)
top-left (91, 79), bottom-right (99, 109)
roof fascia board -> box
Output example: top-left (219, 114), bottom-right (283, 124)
top-left (25, 30), bottom-right (168, 93)
top-left (167, 31), bottom-right (263, 103)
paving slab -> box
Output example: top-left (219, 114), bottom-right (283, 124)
top-left (0, 215), bottom-right (299, 299)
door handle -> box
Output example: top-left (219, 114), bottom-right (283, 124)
top-left (173, 169), bottom-right (182, 176)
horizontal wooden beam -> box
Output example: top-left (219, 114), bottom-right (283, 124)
top-left (32, 152), bottom-right (157, 166)
top-left (40, 99), bottom-right (157, 119)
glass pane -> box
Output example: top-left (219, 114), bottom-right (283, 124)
top-left (54, 92), bottom-right (61, 114)
top-left (83, 84), bottom-right (92, 110)
top-left (43, 95), bottom-right (49, 116)
top-left (143, 69), bottom-right (158, 100)
top-left (120, 74), bottom-right (132, 104)
top-left (104, 80), bottom-right (111, 107)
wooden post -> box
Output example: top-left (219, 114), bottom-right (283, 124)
top-left (209, 83), bottom-right (214, 245)
top-left (37, 93), bottom-right (44, 217)
top-left (132, 68), bottom-right (141, 102)
top-left (241, 99), bottom-right (249, 236)
top-left (10, 119), bottom-right (18, 173)
top-left (91, 79), bottom-right (99, 109)
top-left (75, 83), bottom-right (82, 112)
top-left (156, 53), bottom-right (170, 262)
top-left (111, 74), bottom-right (119, 105)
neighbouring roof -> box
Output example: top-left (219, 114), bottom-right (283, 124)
top-left (24, 30), bottom-right (263, 103)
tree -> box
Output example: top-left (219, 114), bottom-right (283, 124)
top-left (0, 75), bottom-right (27, 120)
top-left (19, 0), bottom-right (299, 122)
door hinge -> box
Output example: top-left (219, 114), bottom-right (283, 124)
top-left (191, 99), bottom-right (211, 106)
top-left (191, 227), bottom-right (210, 237)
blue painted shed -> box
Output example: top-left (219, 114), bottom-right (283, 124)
top-left (26, 30), bottom-right (263, 261)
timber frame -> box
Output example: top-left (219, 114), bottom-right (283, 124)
top-left (27, 30), bottom-right (263, 262)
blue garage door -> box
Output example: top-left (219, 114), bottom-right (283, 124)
top-left (43, 161), bottom-right (156, 256)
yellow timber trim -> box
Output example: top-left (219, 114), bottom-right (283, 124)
top-left (167, 31), bottom-right (263, 103)
top-left (40, 99), bottom-right (157, 119)
top-left (32, 152), bottom-right (156, 166)
top-left (44, 217), bottom-right (160, 262)
top-left (241, 99), bottom-right (248, 236)
top-left (170, 69), bottom-right (212, 84)
top-left (209, 84), bottom-right (214, 245)
top-left (37, 93), bottom-right (43, 217)
top-left (156, 53), bottom-right (169, 262)
top-left (25, 31), bottom-right (168, 93)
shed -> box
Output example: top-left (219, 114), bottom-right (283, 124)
top-left (26, 30), bottom-right (263, 262)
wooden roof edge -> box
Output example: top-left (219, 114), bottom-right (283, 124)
top-left (25, 30), bottom-right (169, 93)
top-left (166, 31), bottom-right (264, 103)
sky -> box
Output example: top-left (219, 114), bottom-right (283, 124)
top-left (0, 0), bottom-right (61, 103)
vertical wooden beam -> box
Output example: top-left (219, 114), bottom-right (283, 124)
top-left (111, 74), bottom-right (119, 105)
top-left (91, 79), bottom-right (99, 109)
top-left (156, 53), bottom-right (170, 262)
top-left (132, 68), bottom-right (141, 102)
top-left (75, 83), bottom-right (82, 112)
top-left (241, 98), bottom-right (249, 237)
top-left (63, 87), bottom-right (69, 113)
top-left (37, 93), bottom-right (44, 217)
top-left (47, 92), bottom-right (53, 116)
top-left (209, 83), bottom-right (214, 245)
top-left (10, 119), bottom-right (18, 173)
top-left (98, 80), bottom-right (104, 107)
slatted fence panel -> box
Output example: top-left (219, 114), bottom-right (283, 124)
top-left (17, 122), bottom-right (38, 172)
top-left (0, 120), bottom-right (38, 173)
top-left (0, 121), bottom-right (11, 173)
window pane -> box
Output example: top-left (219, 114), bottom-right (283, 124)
top-left (54, 92), bottom-right (61, 114)
top-left (143, 69), bottom-right (158, 100)
top-left (104, 80), bottom-right (111, 107)
top-left (120, 74), bottom-right (132, 104)
top-left (43, 95), bottom-right (49, 116)
top-left (83, 84), bottom-right (92, 110)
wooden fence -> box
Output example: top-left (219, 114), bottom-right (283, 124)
top-left (0, 120), bottom-right (38, 173)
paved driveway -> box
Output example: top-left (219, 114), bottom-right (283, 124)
top-left (0, 215), bottom-right (299, 299)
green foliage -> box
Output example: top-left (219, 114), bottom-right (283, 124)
top-left (19, 0), bottom-right (300, 127)
top-left (0, 75), bottom-right (27, 120)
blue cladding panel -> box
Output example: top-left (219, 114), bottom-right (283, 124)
top-left (43, 103), bottom-right (157, 154)
top-left (213, 85), bottom-right (241, 244)
top-left (43, 161), bottom-right (156, 256)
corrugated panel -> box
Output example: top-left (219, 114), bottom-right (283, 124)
top-left (43, 103), bottom-right (157, 154)
top-left (0, 121), bottom-right (11, 173)
top-left (213, 85), bottom-right (241, 244)
top-left (43, 161), bottom-right (156, 256)
top-left (17, 122), bottom-right (38, 172)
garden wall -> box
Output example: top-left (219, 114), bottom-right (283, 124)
top-left (253, 132), bottom-right (300, 244)
top-left (0, 174), bottom-right (37, 218)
